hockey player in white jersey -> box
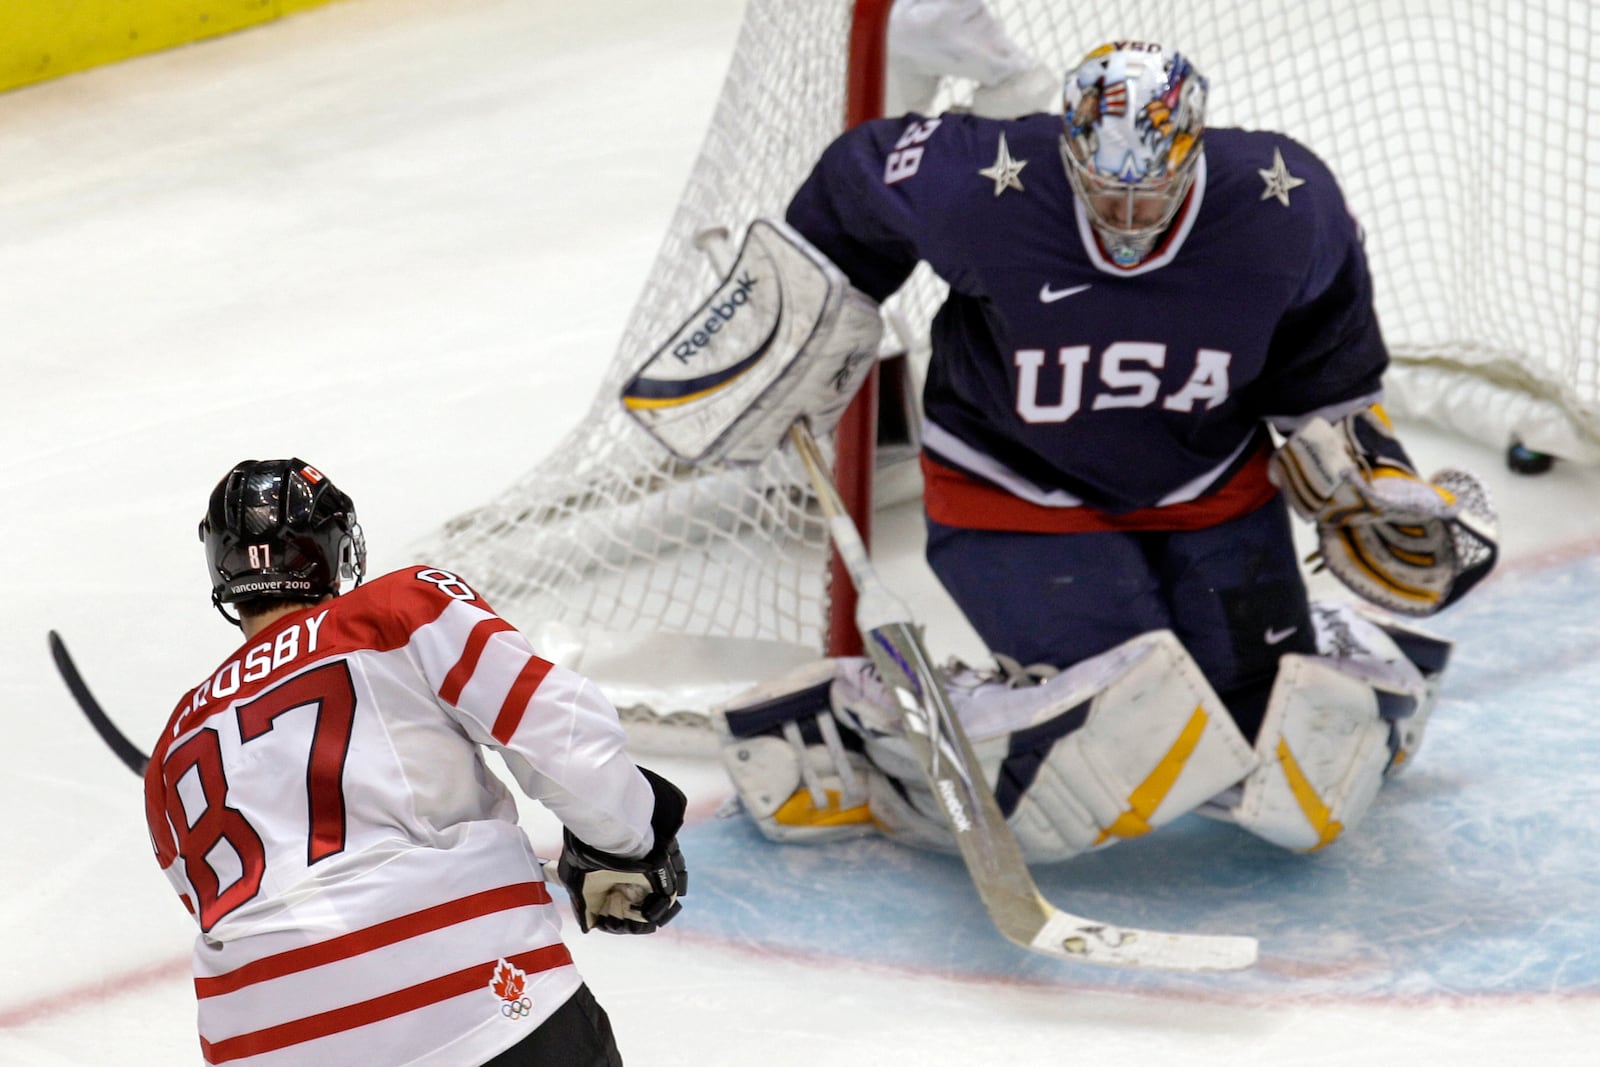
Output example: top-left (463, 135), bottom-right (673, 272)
top-left (145, 459), bottom-right (686, 1066)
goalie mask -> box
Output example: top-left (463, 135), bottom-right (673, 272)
top-left (200, 458), bottom-right (366, 625)
top-left (1061, 42), bottom-right (1206, 267)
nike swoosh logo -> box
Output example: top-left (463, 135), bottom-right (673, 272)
top-left (1264, 626), bottom-right (1298, 646)
top-left (1039, 282), bottom-right (1092, 303)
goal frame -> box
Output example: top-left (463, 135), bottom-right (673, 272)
top-left (829, 0), bottom-right (895, 658)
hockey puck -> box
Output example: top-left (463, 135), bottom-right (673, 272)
top-left (1506, 439), bottom-right (1555, 475)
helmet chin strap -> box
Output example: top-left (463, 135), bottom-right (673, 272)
top-left (341, 525), bottom-right (368, 590)
top-left (212, 591), bottom-right (244, 629)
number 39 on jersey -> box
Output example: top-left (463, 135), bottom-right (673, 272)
top-left (885, 118), bottom-right (942, 184)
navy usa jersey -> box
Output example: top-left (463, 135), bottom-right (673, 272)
top-left (785, 113), bottom-right (1388, 530)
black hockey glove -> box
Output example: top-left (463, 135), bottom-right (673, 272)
top-left (557, 767), bottom-right (688, 935)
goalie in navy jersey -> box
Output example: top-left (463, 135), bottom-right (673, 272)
top-left (145, 459), bottom-right (687, 1066)
top-left (707, 43), bottom-right (1497, 862)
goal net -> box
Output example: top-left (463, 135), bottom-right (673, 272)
top-left (415, 0), bottom-right (1600, 746)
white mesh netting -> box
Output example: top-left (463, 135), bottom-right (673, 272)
top-left (414, 2), bottom-right (864, 735)
top-left (415, 0), bottom-right (1600, 729)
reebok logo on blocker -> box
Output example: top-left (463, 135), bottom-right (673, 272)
top-left (673, 272), bottom-right (759, 362)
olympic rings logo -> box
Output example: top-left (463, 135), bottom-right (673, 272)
top-left (501, 997), bottom-right (533, 1019)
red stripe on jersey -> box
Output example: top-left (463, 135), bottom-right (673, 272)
top-left (491, 656), bottom-right (555, 744)
top-left (195, 882), bottom-right (552, 998)
top-left (921, 442), bottom-right (1277, 533)
top-left (199, 943), bottom-right (573, 1064)
top-left (439, 617), bottom-right (516, 705)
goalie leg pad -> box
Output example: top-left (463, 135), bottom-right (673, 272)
top-left (1363, 611), bottom-right (1452, 776)
top-left (988, 631), bottom-right (1258, 862)
top-left (713, 661), bottom-right (878, 844)
top-left (1228, 643), bottom-right (1425, 852)
top-left (717, 656), bottom-right (974, 853)
top-left (844, 631), bottom-right (1258, 863)
top-left (1309, 601), bottom-right (1452, 775)
top-left (718, 632), bottom-right (1261, 864)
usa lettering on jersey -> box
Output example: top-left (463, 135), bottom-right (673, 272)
top-left (1014, 343), bottom-right (1232, 423)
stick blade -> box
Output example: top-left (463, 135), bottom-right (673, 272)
top-left (1024, 907), bottom-right (1259, 972)
top-left (48, 630), bottom-right (150, 777)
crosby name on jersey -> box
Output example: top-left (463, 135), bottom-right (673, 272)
top-left (144, 566), bottom-right (656, 1066)
top-left (785, 112), bottom-right (1388, 531)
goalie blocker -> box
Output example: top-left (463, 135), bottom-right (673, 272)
top-left (621, 218), bottom-right (883, 465)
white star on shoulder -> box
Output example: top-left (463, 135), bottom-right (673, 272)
top-left (1258, 147), bottom-right (1306, 206)
top-left (978, 132), bottom-right (1026, 197)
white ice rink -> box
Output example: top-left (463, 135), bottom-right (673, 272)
top-left (4, 1), bottom-right (1600, 1064)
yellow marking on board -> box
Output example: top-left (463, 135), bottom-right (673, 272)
top-left (4, 1), bottom-right (342, 93)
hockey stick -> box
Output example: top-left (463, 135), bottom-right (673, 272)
top-left (787, 423), bottom-right (1259, 971)
top-left (47, 631), bottom-right (149, 777)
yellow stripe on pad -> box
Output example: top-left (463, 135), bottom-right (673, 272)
top-left (773, 789), bottom-right (873, 829)
top-left (1275, 737), bottom-right (1344, 852)
top-left (1095, 706), bottom-right (1209, 845)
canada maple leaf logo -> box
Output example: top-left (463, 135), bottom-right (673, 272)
top-left (490, 959), bottom-right (526, 1002)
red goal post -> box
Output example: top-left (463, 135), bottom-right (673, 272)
top-left (831, 0), bottom-right (896, 660)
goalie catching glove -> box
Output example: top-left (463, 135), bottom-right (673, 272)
top-left (1269, 406), bottom-right (1498, 616)
top-left (620, 218), bottom-right (883, 465)
top-left (556, 767), bottom-right (688, 934)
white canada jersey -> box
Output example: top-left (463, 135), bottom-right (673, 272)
top-left (144, 566), bottom-right (657, 1066)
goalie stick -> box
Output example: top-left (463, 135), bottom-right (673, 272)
top-left (48, 630), bottom-right (148, 777)
top-left (787, 423), bottom-right (1259, 972)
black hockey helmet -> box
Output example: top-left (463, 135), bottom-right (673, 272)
top-left (199, 459), bottom-right (366, 625)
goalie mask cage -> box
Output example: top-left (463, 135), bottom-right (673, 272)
top-left (416, 0), bottom-right (1600, 735)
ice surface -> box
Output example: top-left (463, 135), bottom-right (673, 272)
top-left (3, 1), bottom-right (1598, 1063)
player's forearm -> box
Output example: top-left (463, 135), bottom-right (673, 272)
top-left (499, 684), bottom-right (659, 859)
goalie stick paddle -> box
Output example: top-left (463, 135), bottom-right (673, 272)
top-left (787, 423), bottom-right (1258, 972)
top-left (48, 631), bottom-right (149, 777)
